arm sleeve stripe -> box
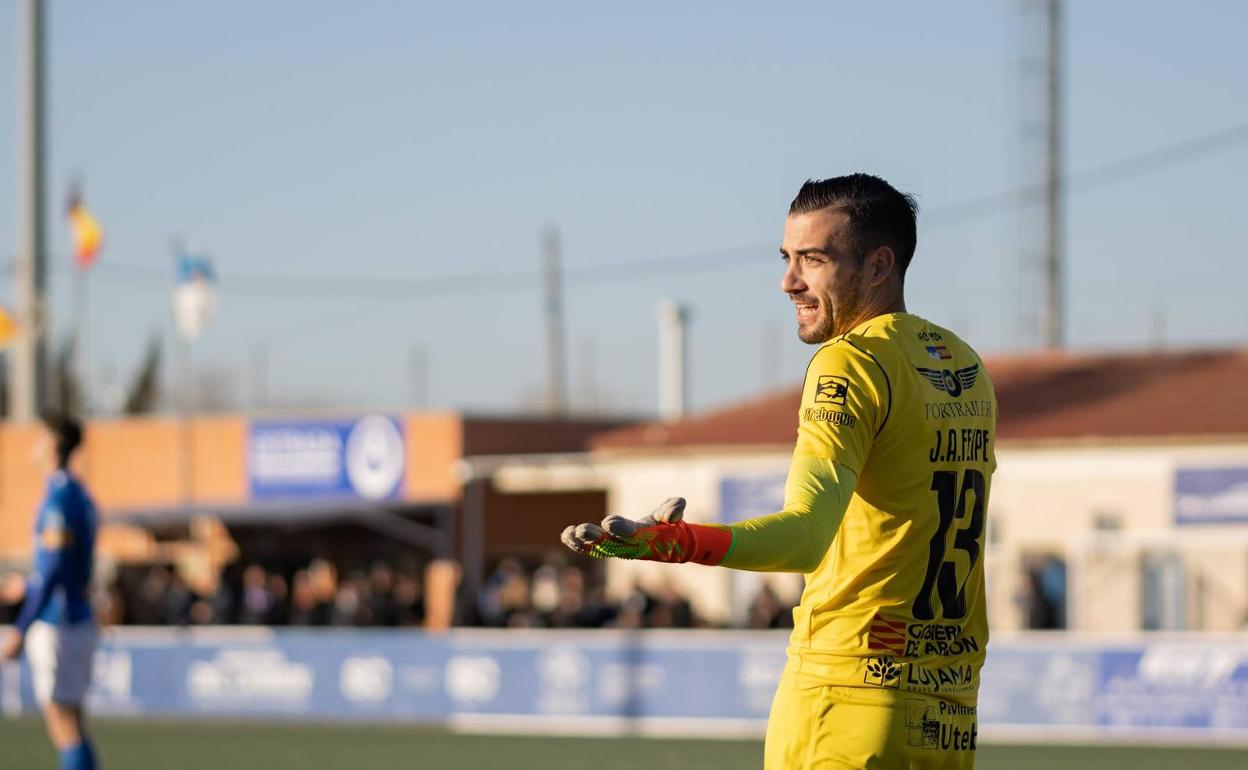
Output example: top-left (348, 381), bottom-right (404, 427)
top-left (843, 337), bottom-right (893, 438)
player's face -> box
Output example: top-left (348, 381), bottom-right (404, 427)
top-left (30, 425), bottom-right (55, 473)
top-left (780, 209), bottom-right (871, 344)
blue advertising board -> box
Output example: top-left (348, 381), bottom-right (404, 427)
top-left (3, 629), bottom-right (1246, 744)
top-left (1174, 467), bottom-right (1248, 525)
top-left (979, 636), bottom-right (1248, 738)
top-left (248, 415), bottom-right (405, 502)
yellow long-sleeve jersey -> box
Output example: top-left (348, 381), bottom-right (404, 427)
top-left (722, 312), bottom-right (996, 706)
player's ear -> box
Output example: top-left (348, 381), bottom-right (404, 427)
top-left (865, 246), bottom-right (896, 288)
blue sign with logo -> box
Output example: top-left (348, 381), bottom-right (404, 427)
top-left (248, 416), bottom-right (406, 502)
top-left (1174, 467), bottom-right (1248, 525)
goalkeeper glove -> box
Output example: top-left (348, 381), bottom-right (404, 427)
top-left (560, 497), bottom-right (733, 565)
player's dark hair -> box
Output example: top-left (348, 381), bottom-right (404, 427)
top-left (39, 409), bottom-right (83, 469)
top-left (788, 173), bottom-right (919, 279)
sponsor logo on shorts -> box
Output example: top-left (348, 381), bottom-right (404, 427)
top-left (906, 700), bottom-right (941, 749)
top-left (903, 663), bottom-right (978, 695)
top-left (906, 699), bottom-right (978, 752)
top-left (863, 656), bottom-right (901, 689)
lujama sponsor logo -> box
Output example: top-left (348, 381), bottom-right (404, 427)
top-left (902, 662), bottom-right (977, 695)
top-left (863, 656), bottom-right (902, 688)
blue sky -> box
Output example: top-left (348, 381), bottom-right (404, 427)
top-left (0, 1), bottom-right (1245, 416)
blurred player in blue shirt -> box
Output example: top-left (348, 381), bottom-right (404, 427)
top-left (2, 411), bottom-right (99, 770)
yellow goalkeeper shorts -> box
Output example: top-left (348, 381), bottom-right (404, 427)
top-left (765, 661), bottom-right (978, 770)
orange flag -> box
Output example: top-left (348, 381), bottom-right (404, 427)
top-left (0, 306), bottom-right (19, 347)
top-left (67, 187), bottom-right (103, 269)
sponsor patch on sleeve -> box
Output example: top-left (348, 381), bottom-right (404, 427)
top-left (814, 375), bottom-right (849, 405)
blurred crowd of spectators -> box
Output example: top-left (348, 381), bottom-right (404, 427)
top-left (477, 557), bottom-right (794, 630)
top-left (95, 559), bottom-right (426, 628)
top-left (3, 555), bottom-right (796, 630)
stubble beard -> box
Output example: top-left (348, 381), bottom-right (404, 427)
top-left (798, 277), bottom-right (863, 344)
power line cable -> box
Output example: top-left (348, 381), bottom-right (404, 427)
top-left (12, 117), bottom-right (1248, 304)
top-left (260, 118), bottom-right (1248, 346)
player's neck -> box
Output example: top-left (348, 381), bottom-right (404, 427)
top-left (843, 294), bottom-right (907, 333)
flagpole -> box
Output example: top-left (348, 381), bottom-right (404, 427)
top-left (172, 236), bottom-right (192, 510)
top-left (74, 265), bottom-right (89, 413)
top-left (170, 237), bottom-right (216, 512)
top-left (180, 334), bottom-right (194, 509)
top-left (67, 175), bottom-right (101, 415)
top-left (74, 265), bottom-right (94, 480)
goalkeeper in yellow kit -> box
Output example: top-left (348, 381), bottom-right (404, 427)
top-left (563, 174), bottom-right (995, 769)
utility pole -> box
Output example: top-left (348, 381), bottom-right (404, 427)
top-left (11, 0), bottom-right (48, 421)
top-left (541, 225), bottom-right (567, 416)
top-left (656, 300), bottom-right (690, 421)
top-left (1148, 302), bottom-right (1167, 351)
top-left (1043, 0), bottom-right (1064, 349)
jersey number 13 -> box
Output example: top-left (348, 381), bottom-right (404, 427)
top-left (913, 469), bottom-right (985, 621)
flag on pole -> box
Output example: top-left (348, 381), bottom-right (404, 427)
top-left (173, 252), bottom-right (218, 341)
top-left (0, 306), bottom-right (19, 348)
top-left (67, 185), bottom-right (104, 269)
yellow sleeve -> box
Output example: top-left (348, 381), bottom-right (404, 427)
top-left (721, 456), bottom-right (857, 573)
top-left (719, 341), bottom-right (888, 573)
top-left (792, 339), bottom-right (890, 474)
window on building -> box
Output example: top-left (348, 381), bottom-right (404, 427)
top-left (986, 511), bottom-right (1003, 546)
top-left (1140, 551), bottom-right (1186, 631)
top-left (1021, 553), bottom-right (1067, 629)
top-left (1093, 510), bottom-right (1122, 531)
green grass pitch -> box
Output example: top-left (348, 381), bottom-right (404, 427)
top-left (1, 718), bottom-right (1246, 769)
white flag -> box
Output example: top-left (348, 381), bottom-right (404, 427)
top-left (173, 254), bottom-right (218, 341)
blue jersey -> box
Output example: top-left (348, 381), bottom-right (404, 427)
top-left (13, 471), bottom-right (97, 631)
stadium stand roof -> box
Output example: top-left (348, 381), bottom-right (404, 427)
top-left (592, 347), bottom-right (1248, 450)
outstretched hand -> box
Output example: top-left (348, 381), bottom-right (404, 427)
top-left (561, 498), bottom-right (733, 565)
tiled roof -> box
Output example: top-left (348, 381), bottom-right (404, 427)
top-left (462, 416), bottom-right (634, 456)
top-left (592, 347), bottom-right (1248, 451)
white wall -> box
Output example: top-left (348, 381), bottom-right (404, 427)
top-left (989, 442), bottom-right (1248, 632)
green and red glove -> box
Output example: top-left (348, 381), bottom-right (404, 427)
top-left (560, 497), bottom-right (734, 565)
